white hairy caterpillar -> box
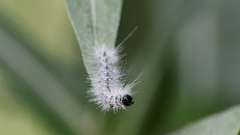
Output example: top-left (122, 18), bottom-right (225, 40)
top-left (88, 44), bottom-right (135, 111)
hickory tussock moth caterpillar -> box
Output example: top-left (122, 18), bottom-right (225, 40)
top-left (88, 44), bottom-right (135, 111)
top-left (87, 25), bottom-right (138, 111)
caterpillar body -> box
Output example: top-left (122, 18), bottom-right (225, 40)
top-left (88, 44), bottom-right (134, 111)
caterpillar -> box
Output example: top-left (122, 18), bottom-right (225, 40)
top-left (88, 44), bottom-right (134, 111)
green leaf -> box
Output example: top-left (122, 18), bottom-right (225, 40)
top-left (66, 0), bottom-right (122, 74)
top-left (168, 105), bottom-right (240, 135)
top-left (0, 27), bottom-right (99, 135)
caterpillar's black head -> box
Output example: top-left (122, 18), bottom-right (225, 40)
top-left (122, 95), bottom-right (134, 106)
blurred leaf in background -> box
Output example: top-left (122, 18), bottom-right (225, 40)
top-left (0, 0), bottom-right (240, 135)
top-left (168, 105), bottom-right (240, 135)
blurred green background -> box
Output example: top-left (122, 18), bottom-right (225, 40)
top-left (0, 0), bottom-right (240, 135)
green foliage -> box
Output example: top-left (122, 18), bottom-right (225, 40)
top-left (66, 0), bottom-right (122, 74)
top-left (168, 105), bottom-right (240, 135)
top-left (0, 0), bottom-right (240, 135)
